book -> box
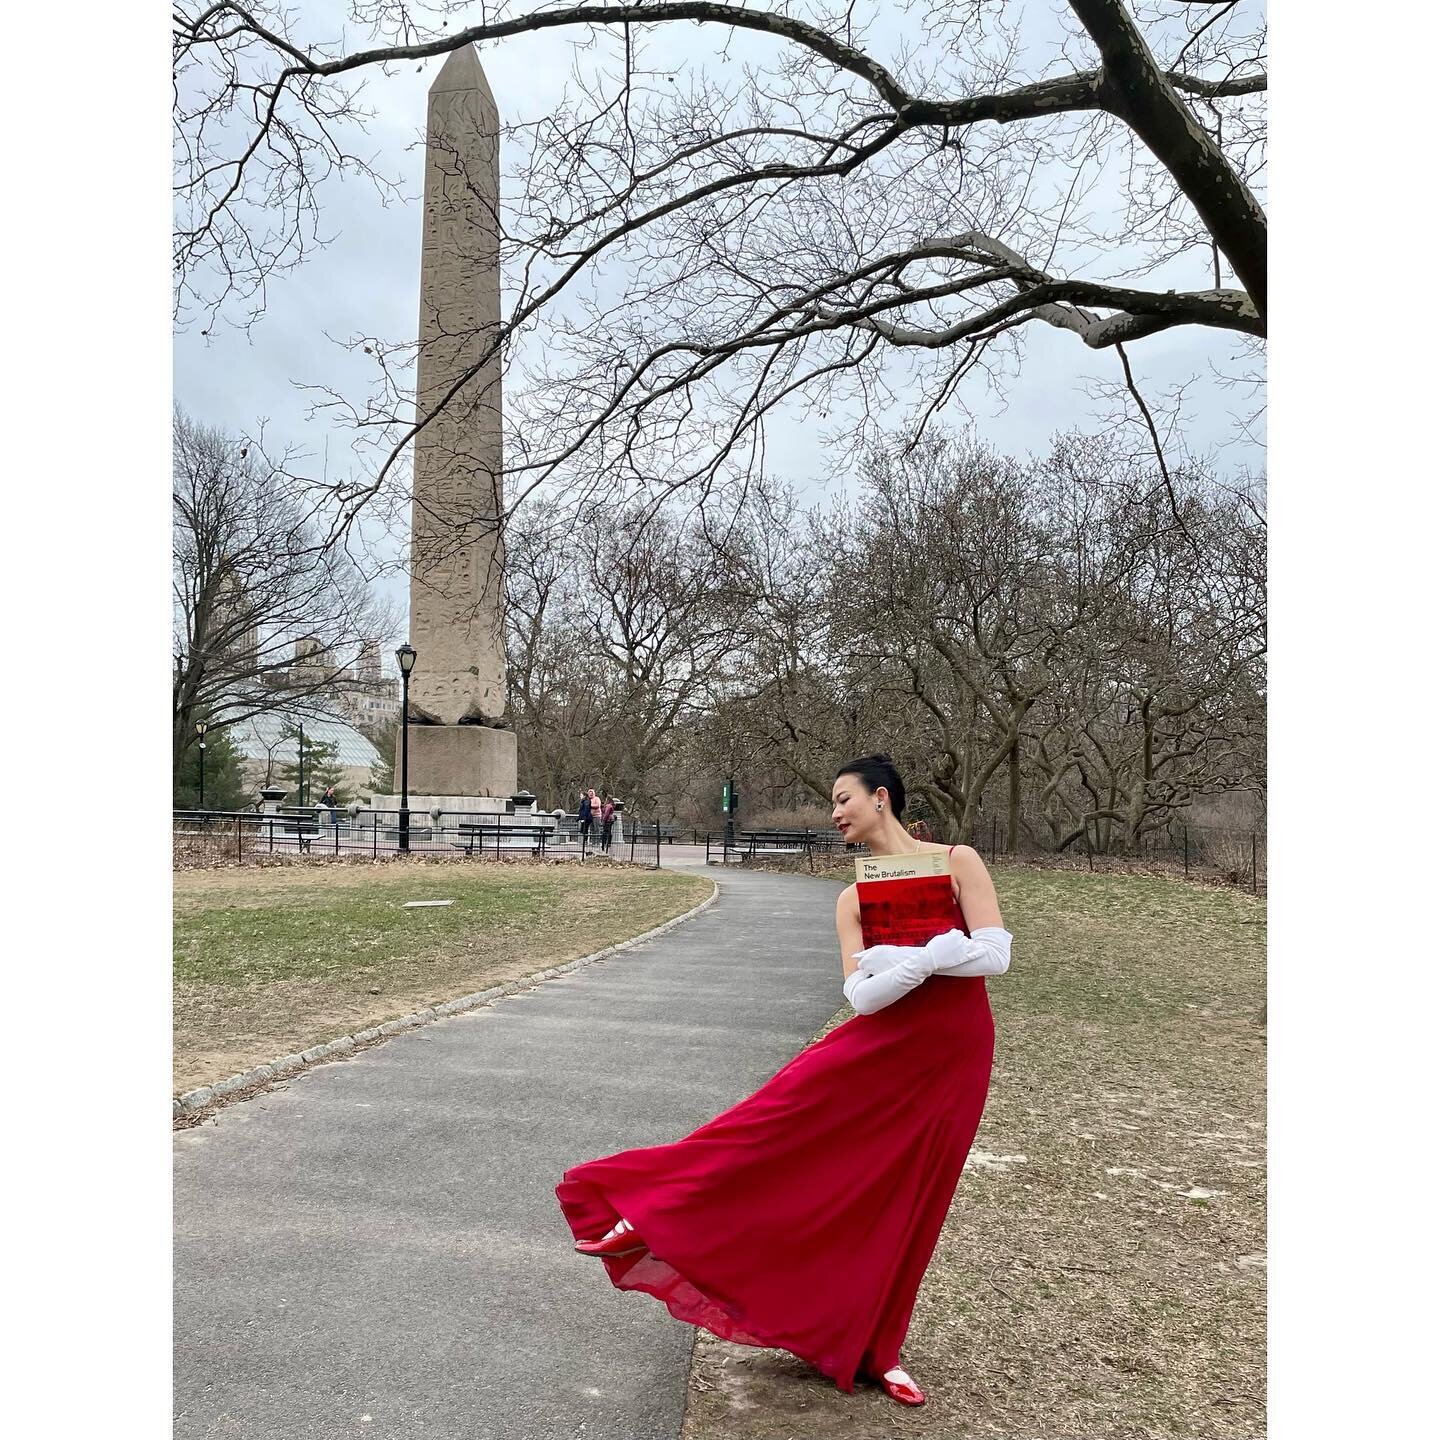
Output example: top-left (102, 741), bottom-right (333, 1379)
top-left (855, 851), bottom-right (968, 949)
top-left (855, 851), bottom-right (948, 882)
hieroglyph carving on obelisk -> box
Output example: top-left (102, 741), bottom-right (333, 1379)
top-left (411, 44), bottom-right (507, 726)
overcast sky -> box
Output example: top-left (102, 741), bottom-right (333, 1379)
top-left (174, 1), bottom-right (1266, 626)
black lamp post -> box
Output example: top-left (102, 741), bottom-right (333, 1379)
top-left (297, 721), bottom-right (306, 808)
top-left (396, 643), bottom-right (417, 853)
top-left (196, 719), bottom-right (208, 810)
top-left (723, 773), bottom-right (737, 852)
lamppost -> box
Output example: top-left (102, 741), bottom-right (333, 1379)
top-left (396, 643), bottom-right (417, 853)
top-left (195, 719), bottom-right (208, 810)
top-left (723, 774), bottom-right (737, 853)
top-left (297, 721), bottom-right (306, 808)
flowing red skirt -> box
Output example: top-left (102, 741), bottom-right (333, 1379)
top-left (555, 975), bottom-right (995, 1392)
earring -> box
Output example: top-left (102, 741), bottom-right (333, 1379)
top-left (876, 803), bottom-right (883, 812)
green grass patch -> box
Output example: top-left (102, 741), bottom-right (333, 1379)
top-left (173, 860), bottom-right (712, 1094)
top-left (176, 868), bottom-right (604, 986)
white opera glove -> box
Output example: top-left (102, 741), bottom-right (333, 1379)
top-left (842, 945), bottom-right (935, 1015)
top-left (851, 942), bottom-right (930, 977)
top-left (923, 925), bottom-right (1012, 977)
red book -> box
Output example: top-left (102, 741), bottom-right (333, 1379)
top-left (856, 873), bottom-right (969, 949)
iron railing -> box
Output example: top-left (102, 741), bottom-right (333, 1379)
top-left (173, 809), bottom-right (1265, 890)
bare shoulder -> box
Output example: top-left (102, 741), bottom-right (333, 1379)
top-left (836, 882), bottom-right (859, 916)
top-left (946, 843), bottom-right (987, 873)
top-left (945, 844), bottom-right (1004, 927)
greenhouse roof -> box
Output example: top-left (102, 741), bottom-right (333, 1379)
top-left (234, 710), bottom-right (382, 769)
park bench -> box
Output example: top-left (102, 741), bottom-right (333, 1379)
top-left (454, 822), bottom-right (546, 857)
top-left (743, 828), bottom-right (821, 858)
top-left (275, 809), bottom-right (322, 852)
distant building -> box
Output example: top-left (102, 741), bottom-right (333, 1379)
top-left (358, 638), bottom-right (383, 683)
top-left (211, 571), bottom-right (258, 667)
top-left (293, 636), bottom-right (332, 671)
top-left (255, 634), bottom-right (400, 741)
top-left (335, 682), bottom-right (400, 735)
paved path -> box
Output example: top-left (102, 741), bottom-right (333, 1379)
top-left (174, 861), bottom-right (844, 1440)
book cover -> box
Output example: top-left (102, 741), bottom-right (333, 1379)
top-left (856, 872), bottom-right (969, 949)
top-left (854, 851), bottom-right (949, 883)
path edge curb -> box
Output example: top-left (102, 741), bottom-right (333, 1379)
top-left (175, 877), bottom-right (720, 1120)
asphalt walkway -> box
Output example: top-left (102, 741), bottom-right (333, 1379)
top-left (173, 861), bottom-right (844, 1440)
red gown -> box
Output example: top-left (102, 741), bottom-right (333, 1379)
top-left (555, 962), bottom-right (995, 1391)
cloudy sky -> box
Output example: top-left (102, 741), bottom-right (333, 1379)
top-left (174, 1), bottom-right (1266, 622)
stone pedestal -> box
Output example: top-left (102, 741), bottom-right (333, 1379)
top-left (399, 724), bottom-right (517, 799)
top-left (367, 793), bottom-right (507, 820)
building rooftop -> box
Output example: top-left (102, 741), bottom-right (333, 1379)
top-left (234, 710), bottom-right (383, 770)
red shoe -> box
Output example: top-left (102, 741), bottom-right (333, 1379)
top-left (574, 1217), bottom-right (647, 1258)
top-left (877, 1367), bottom-right (926, 1407)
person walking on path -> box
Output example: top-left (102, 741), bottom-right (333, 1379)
top-left (600, 794), bottom-right (616, 853)
top-left (319, 784), bottom-right (339, 826)
top-left (577, 789), bottom-right (594, 848)
top-left (557, 753), bottom-right (1012, 1409)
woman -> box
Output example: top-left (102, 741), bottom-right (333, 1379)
top-left (600, 794), bottom-right (616, 852)
top-left (577, 789), bottom-right (594, 847)
top-left (556, 754), bottom-right (1012, 1407)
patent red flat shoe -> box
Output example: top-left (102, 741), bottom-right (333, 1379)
top-left (877, 1368), bottom-right (926, 1407)
top-left (574, 1217), bottom-right (647, 1258)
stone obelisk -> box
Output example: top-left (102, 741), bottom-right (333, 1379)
top-left (402, 43), bottom-right (517, 803)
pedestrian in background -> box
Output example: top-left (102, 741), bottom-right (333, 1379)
top-left (601, 794), bottom-right (616, 852)
top-left (578, 789), bottom-right (594, 848)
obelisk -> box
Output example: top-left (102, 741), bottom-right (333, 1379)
top-left (402, 43), bottom-right (517, 802)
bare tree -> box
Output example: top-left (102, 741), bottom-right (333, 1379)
top-left (504, 494), bottom-right (747, 809)
top-left (172, 410), bottom-right (400, 783)
top-left (713, 426), bottom-right (1263, 849)
top-left (1030, 456), bottom-right (1266, 850)
top-left (173, 2), bottom-right (1265, 531)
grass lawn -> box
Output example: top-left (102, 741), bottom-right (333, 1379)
top-left (174, 860), bottom-right (712, 1093)
top-left (682, 864), bottom-right (1266, 1440)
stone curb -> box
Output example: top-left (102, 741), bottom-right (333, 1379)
top-left (174, 878), bottom-right (720, 1119)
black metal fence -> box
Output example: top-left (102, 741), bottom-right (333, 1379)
top-left (975, 817), bottom-right (1267, 893)
top-left (174, 808), bottom-right (621, 865)
top-left (699, 817), bottom-right (1265, 893)
top-left (173, 809), bottom-right (1264, 890)
top-left (173, 808), bottom-right (722, 870)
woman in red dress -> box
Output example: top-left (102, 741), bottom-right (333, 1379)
top-left (556, 754), bottom-right (1012, 1407)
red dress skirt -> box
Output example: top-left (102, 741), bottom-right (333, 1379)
top-left (555, 973), bottom-right (995, 1391)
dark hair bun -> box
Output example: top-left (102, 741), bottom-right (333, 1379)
top-left (834, 752), bottom-right (907, 820)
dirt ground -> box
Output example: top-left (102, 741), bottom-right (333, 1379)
top-left (679, 865), bottom-right (1266, 1440)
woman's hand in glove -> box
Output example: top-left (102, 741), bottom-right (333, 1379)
top-left (851, 942), bottom-right (930, 977)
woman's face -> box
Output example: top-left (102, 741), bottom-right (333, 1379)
top-left (831, 774), bottom-right (883, 841)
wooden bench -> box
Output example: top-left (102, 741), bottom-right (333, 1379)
top-left (743, 829), bottom-right (818, 857)
top-left (454, 823), bottom-right (546, 857)
top-left (276, 812), bottom-right (322, 852)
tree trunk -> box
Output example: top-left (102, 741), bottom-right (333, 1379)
top-left (1006, 733), bottom-right (1021, 855)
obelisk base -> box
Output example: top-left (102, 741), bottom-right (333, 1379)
top-left (400, 725), bottom-right (518, 799)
